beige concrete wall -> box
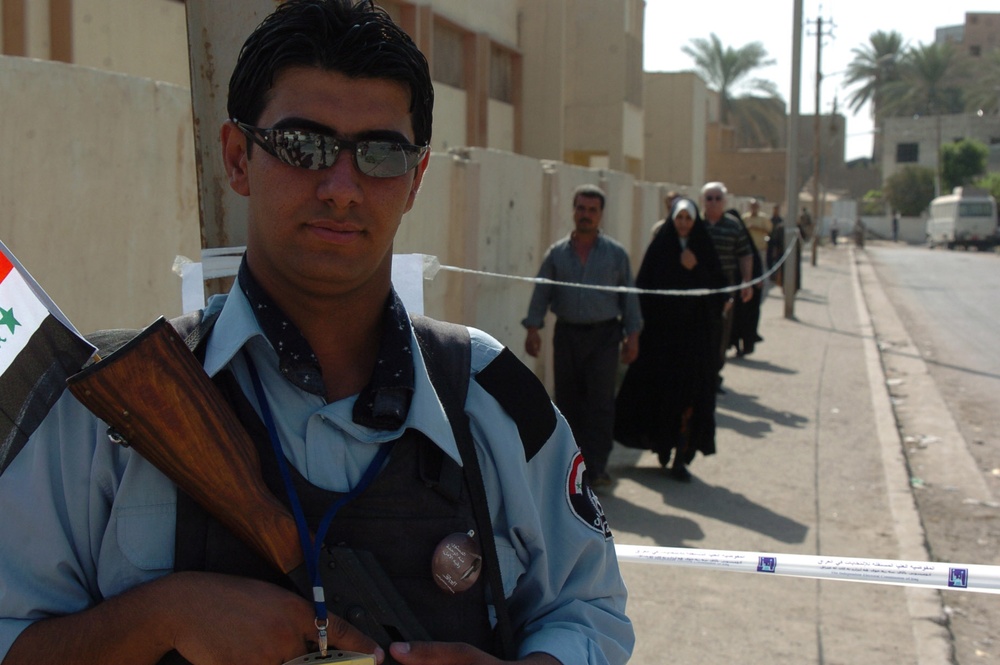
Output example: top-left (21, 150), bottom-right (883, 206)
top-left (517, 0), bottom-right (566, 162)
top-left (0, 56), bottom-right (200, 334)
top-left (25, 2), bottom-right (51, 59)
top-left (432, 83), bottom-right (469, 152)
top-left (643, 72), bottom-right (708, 189)
top-left (73, 0), bottom-right (189, 86)
top-left (564, 0), bottom-right (632, 170)
top-left (486, 99), bottom-right (515, 152)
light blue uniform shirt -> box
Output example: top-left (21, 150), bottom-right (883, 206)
top-left (0, 284), bottom-right (634, 664)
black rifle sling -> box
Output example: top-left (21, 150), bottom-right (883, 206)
top-left (411, 316), bottom-right (516, 660)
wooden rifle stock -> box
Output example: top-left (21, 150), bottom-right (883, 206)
top-left (66, 317), bottom-right (304, 575)
top-left (65, 317), bottom-right (431, 654)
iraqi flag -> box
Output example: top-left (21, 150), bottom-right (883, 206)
top-left (0, 240), bottom-right (95, 475)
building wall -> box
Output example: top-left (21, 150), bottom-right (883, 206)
top-left (1, 0), bottom-right (187, 84)
top-left (881, 113), bottom-right (1000, 185)
top-left (563, 0), bottom-right (643, 174)
top-left (706, 127), bottom-right (787, 206)
top-left (517, 0), bottom-right (567, 162)
top-left (962, 12), bottom-right (1000, 57)
top-left (72, 0), bottom-right (189, 85)
top-left (422, 0), bottom-right (518, 46)
top-left (643, 71), bottom-right (707, 189)
top-left (0, 56), bottom-right (201, 333)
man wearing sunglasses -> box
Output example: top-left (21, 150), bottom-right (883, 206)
top-left (0, 2), bottom-right (633, 665)
top-left (700, 182), bottom-right (753, 394)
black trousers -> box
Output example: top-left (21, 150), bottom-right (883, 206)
top-left (552, 319), bottom-right (620, 476)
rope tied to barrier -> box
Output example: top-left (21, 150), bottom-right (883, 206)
top-left (427, 229), bottom-right (802, 297)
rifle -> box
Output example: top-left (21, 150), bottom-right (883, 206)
top-left (66, 317), bottom-right (430, 659)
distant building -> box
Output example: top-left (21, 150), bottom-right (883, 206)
top-left (0, 0), bottom-right (189, 86)
top-left (935, 12), bottom-right (1000, 58)
top-left (881, 113), bottom-right (1000, 190)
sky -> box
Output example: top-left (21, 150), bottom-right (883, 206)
top-left (643, 0), bottom-right (999, 161)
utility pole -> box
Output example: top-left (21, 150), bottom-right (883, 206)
top-left (807, 14), bottom-right (834, 267)
top-left (784, 0), bottom-right (803, 319)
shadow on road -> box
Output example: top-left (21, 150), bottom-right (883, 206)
top-left (715, 388), bottom-right (809, 437)
top-left (727, 357), bottom-right (798, 375)
top-left (605, 465), bottom-right (809, 546)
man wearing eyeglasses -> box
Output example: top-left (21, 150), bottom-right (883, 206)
top-left (700, 182), bottom-right (753, 393)
top-left (0, 2), bottom-right (633, 664)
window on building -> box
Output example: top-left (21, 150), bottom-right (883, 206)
top-left (490, 45), bottom-right (513, 103)
top-left (896, 143), bottom-right (919, 163)
top-left (433, 21), bottom-right (465, 89)
top-left (970, 45), bottom-right (982, 56)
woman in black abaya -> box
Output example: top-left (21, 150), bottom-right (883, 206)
top-left (614, 198), bottom-right (726, 481)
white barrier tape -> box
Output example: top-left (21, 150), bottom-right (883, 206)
top-left (614, 544), bottom-right (1000, 594)
top-left (193, 232), bottom-right (801, 299)
top-left (431, 231), bottom-right (801, 297)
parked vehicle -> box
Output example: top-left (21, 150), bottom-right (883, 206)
top-left (926, 187), bottom-right (998, 250)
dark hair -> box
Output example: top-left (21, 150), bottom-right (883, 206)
top-left (227, 0), bottom-right (433, 146)
top-left (573, 184), bottom-right (606, 210)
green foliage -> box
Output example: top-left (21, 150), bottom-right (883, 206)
top-left (964, 50), bottom-right (1000, 114)
top-left (682, 34), bottom-right (783, 148)
top-left (973, 172), bottom-right (1000, 203)
top-left (942, 139), bottom-right (989, 192)
top-left (843, 30), bottom-right (905, 118)
top-left (884, 166), bottom-right (936, 216)
top-left (880, 42), bottom-right (966, 117)
top-left (860, 189), bottom-right (885, 215)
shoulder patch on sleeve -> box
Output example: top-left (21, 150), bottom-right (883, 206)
top-left (474, 347), bottom-right (556, 462)
top-left (567, 451), bottom-right (612, 539)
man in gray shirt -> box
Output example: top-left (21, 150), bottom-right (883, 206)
top-left (523, 184), bottom-right (641, 487)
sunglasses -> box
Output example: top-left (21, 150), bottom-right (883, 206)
top-left (233, 120), bottom-right (428, 178)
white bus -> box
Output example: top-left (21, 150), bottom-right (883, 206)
top-left (926, 187), bottom-right (998, 250)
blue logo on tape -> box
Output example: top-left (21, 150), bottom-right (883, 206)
top-left (948, 568), bottom-right (968, 588)
top-left (757, 557), bottom-right (776, 573)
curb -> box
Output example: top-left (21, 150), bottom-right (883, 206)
top-left (849, 247), bottom-right (952, 664)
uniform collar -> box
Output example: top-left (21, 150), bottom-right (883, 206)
top-left (206, 255), bottom-right (417, 431)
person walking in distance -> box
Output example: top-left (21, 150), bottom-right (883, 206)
top-left (615, 197), bottom-right (726, 482)
top-left (767, 204), bottom-right (785, 286)
top-left (523, 184), bottom-right (642, 488)
top-left (742, 198), bottom-right (772, 274)
top-left (700, 182), bottom-right (752, 393)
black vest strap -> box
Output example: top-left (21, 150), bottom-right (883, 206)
top-left (410, 316), bottom-right (515, 660)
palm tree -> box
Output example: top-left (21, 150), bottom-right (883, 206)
top-left (682, 34), bottom-right (784, 148)
top-left (842, 30), bottom-right (906, 161)
top-left (964, 48), bottom-right (1000, 115)
top-left (880, 42), bottom-right (965, 118)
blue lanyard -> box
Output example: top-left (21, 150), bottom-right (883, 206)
top-left (245, 355), bottom-right (393, 636)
